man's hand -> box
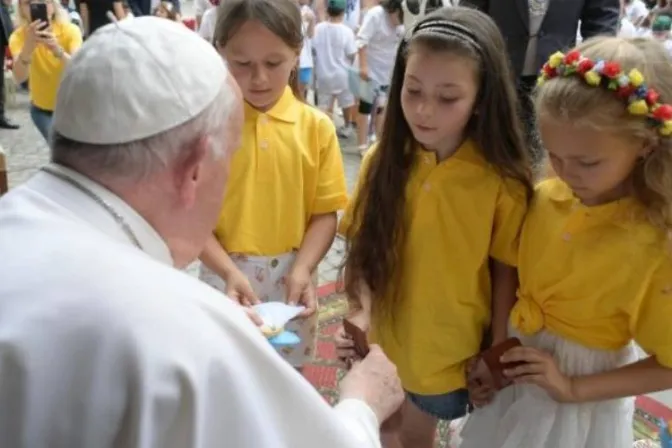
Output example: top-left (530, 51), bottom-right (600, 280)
top-left (224, 268), bottom-right (260, 307)
top-left (339, 345), bottom-right (404, 424)
top-left (285, 265), bottom-right (317, 318)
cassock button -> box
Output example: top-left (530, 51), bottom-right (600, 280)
top-left (270, 258), bottom-right (279, 268)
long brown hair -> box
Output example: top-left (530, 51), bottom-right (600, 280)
top-left (213, 0), bottom-right (304, 99)
top-left (344, 6), bottom-right (532, 314)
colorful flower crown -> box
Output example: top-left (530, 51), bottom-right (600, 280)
top-left (538, 50), bottom-right (672, 136)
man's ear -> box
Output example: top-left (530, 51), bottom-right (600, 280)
top-left (174, 136), bottom-right (209, 207)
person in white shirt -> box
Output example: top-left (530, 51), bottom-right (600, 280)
top-left (298, 0), bottom-right (316, 100)
top-left (198, 5), bottom-right (216, 41)
top-left (0, 17), bottom-right (404, 448)
top-left (195, 0), bottom-right (216, 28)
top-left (624, 0), bottom-right (649, 26)
top-left (618, 15), bottom-right (638, 37)
top-left (313, 0), bottom-right (358, 136)
top-left (355, 0), bottom-right (404, 154)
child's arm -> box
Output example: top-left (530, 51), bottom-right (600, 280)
top-left (200, 234), bottom-right (259, 305)
top-left (292, 212), bottom-right (338, 276)
top-left (490, 260), bottom-right (518, 345)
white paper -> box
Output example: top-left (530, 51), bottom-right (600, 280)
top-left (253, 302), bottom-right (305, 330)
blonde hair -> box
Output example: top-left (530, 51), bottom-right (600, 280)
top-left (535, 36), bottom-right (672, 238)
top-left (18, 0), bottom-right (69, 26)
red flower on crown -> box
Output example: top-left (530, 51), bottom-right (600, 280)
top-left (576, 59), bottom-right (594, 74)
top-left (542, 63), bottom-right (556, 77)
top-left (617, 85), bottom-right (636, 98)
top-left (646, 89), bottom-right (660, 106)
top-left (653, 104), bottom-right (672, 121)
top-left (564, 50), bottom-right (581, 64)
top-left (602, 62), bottom-right (621, 78)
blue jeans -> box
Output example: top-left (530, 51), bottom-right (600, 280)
top-left (407, 388), bottom-right (470, 420)
top-left (30, 104), bottom-right (53, 142)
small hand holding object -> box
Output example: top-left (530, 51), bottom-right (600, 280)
top-left (224, 268), bottom-right (260, 307)
top-left (466, 356), bottom-right (495, 408)
top-left (502, 346), bottom-right (577, 403)
top-left (23, 20), bottom-right (46, 54)
top-left (37, 30), bottom-right (61, 56)
top-left (335, 310), bottom-right (370, 366)
top-left (285, 265), bottom-right (317, 318)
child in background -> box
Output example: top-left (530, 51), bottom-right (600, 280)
top-left (298, 0), bottom-right (316, 100)
top-left (336, 7), bottom-right (532, 447)
top-left (355, 0), bottom-right (404, 155)
top-left (154, 1), bottom-right (178, 21)
top-left (460, 37), bottom-right (672, 448)
top-left (200, 0), bottom-right (348, 370)
top-left (651, 15), bottom-right (672, 56)
top-left (313, 0), bottom-right (358, 137)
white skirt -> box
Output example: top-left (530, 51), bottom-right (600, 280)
top-left (458, 328), bottom-right (638, 448)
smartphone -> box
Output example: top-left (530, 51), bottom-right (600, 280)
top-left (30, 3), bottom-right (49, 28)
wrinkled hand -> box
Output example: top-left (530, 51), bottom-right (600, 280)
top-left (340, 345), bottom-right (404, 424)
top-left (285, 265), bottom-right (317, 318)
top-left (335, 310), bottom-right (370, 366)
top-left (502, 346), bottom-right (577, 403)
top-left (224, 268), bottom-right (260, 307)
top-left (465, 356), bottom-right (495, 408)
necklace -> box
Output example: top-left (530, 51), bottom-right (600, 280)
top-left (41, 166), bottom-right (143, 250)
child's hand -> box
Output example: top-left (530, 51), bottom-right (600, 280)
top-left (502, 346), bottom-right (577, 403)
top-left (335, 311), bottom-right (370, 366)
top-left (466, 357), bottom-right (495, 408)
top-left (285, 265), bottom-right (317, 318)
top-left (224, 268), bottom-right (260, 307)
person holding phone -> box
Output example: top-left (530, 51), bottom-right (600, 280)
top-left (9, 0), bottom-right (82, 140)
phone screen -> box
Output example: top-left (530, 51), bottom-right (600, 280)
top-left (30, 3), bottom-right (49, 26)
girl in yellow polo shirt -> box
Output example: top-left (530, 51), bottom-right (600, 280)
top-left (198, 0), bottom-right (348, 369)
top-left (460, 38), bottom-right (672, 448)
top-left (9, 0), bottom-right (82, 141)
top-left (336, 8), bottom-right (532, 447)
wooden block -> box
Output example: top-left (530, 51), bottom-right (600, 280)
top-left (0, 146), bottom-right (7, 195)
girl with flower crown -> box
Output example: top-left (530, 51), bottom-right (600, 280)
top-left (459, 36), bottom-right (672, 448)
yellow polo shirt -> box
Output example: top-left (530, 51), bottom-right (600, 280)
top-left (9, 22), bottom-right (82, 111)
top-left (512, 179), bottom-right (672, 367)
top-left (340, 140), bottom-right (528, 394)
top-left (214, 87), bottom-right (348, 256)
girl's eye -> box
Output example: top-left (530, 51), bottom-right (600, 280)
top-left (234, 61), bottom-right (251, 66)
top-left (439, 97), bottom-right (458, 104)
top-left (406, 88), bottom-right (421, 96)
top-left (266, 61), bottom-right (282, 68)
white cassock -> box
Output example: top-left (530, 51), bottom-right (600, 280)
top-left (0, 164), bottom-right (380, 448)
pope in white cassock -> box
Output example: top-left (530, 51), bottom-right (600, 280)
top-left (0, 17), bottom-right (404, 448)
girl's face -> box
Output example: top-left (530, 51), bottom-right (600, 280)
top-left (401, 48), bottom-right (479, 154)
top-left (220, 20), bottom-right (299, 112)
top-left (155, 7), bottom-right (168, 17)
top-left (539, 116), bottom-right (649, 205)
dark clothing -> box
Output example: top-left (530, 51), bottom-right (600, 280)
top-left (464, 0), bottom-right (620, 77)
top-left (81, 0), bottom-right (122, 35)
top-left (0, 3), bottom-right (13, 117)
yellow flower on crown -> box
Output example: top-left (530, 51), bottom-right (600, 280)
top-left (661, 121), bottom-right (672, 136)
top-left (628, 99), bottom-right (649, 115)
top-left (629, 69), bottom-right (644, 87)
top-left (584, 71), bottom-right (601, 86)
top-left (548, 51), bottom-right (564, 68)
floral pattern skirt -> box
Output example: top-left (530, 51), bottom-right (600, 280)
top-left (199, 252), bottom-right (318, 368)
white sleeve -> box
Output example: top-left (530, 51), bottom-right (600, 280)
top-left (195, 0), bottom-right (209, 17)
top-left (0, 282), bottom-right (382, 448)
top-left (346, 28), bottom-right (358, 56)
top-left (356, 8), bottom-right (378, 48)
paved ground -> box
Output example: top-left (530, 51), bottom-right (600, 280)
top-left (0, 88), bottom-right (362, 286)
